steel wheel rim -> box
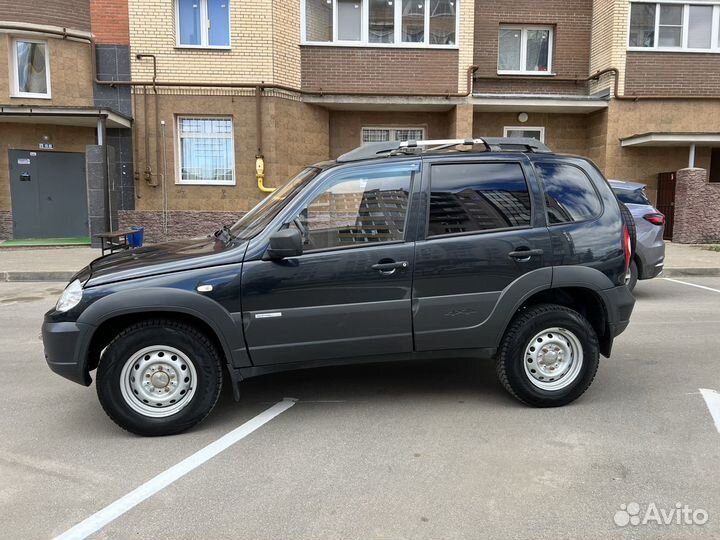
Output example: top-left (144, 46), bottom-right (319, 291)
top-left (523, 327), bottom-right (584, 391)
top-left (119, 345), bottom-right (197, 418)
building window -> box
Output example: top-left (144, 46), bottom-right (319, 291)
top-left (361, 127), bottom-right (426, 143)
top-left (427, 163), bottom-right (533, 236)
top-left (629, 2), bottom-right (720, 51)
top-left (710, 148), bottom-right (720, 183)
top-left (177, 0), bottom-right (230, 48)
top-left (498, 26), bottom-right (553, 74)
top-left (503, 127), bottom-right (545, 142)
top-left (177, 117), bottom-right (235, 185)
top-left (11, 39), bottom-right (51, 99)
top-left (302, 0), bottom-right (458, 47)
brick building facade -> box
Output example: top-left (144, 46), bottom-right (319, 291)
top-left (1, 0), bottom-right (719, 243)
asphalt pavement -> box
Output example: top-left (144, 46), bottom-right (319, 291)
top-left (1, 277), bottom-right (719, 539)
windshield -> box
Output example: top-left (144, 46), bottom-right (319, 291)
top-left (228, 167), bottom-right (320, 240)
top-left (613, 187), bottom-right (651, 206)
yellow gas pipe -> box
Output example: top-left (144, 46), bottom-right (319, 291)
top-left (256, 155), bottom-right (275, 193)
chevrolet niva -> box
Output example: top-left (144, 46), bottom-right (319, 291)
top-left (43, 138), bottom-right (636, 436)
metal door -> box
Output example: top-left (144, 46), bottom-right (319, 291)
top-left (9, 150), bottom-right (89, 239)
top-left (656, 171), bottom-right (676, 241)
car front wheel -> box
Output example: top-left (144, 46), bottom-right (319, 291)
top-left (496, 304), bottom-right (599, 407)
top-left (96, 320), bottom-right (222, 436)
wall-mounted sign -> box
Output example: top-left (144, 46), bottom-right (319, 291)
top-left (39, 143), bottom-right (54, 150)
top-left (29, 152), bottom-right (37, 156)
top-left (17, 158), bottom-right (30, 165)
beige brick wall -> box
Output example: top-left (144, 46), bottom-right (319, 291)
top-left (128, 0), bottom-right (277, 84)
top-left (457, 0), bottom-right (474, 92)
top-left (272, 0), bottom-right (301, 87)
top-left (589, 0), bottom-right (628, 96)
top-left (0, 35), bottom-right (94, 105)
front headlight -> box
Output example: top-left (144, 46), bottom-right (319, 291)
top-left (56, 279), bottom-right (83, 312)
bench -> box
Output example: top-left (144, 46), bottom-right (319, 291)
top-left (94, 230), bottom-right (136, 256)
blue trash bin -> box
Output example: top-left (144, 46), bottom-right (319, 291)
top-left (128, 227), bottom-right (144, 248)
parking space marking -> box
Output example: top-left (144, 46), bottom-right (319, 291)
top-left (54, 398), bottom-right (297, 540)
top-left (663, 278), bottom-right (720, 294)
top-left (700, 389), bottom-right (720, 434)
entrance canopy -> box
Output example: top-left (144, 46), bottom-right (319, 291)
top-left (620, 132), bottom-right (720, 168)
top-left (0, 105), bottom-right (132, 129)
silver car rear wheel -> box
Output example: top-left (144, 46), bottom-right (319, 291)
top-left (523, 327), bottom-right (584, 391)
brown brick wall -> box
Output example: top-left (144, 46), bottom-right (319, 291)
top-left (90, 0), bottom-right (129, 45)
top-left (0, 210), bottom-right (11, 240)
top-left (625, 52), bottom-right (720, 97)
top-left (118, 210), bottom-right (244, 243)
top-left (328, 111), bottom-right (452, 158)
top-left (673, 168), bottom-right (720, 244)
top-left (473, 112), bottom-right (589, 156)
top-left (473, 0), bottom-right (593, 95)
top-left (0, 0), bottom-right (91, 31)
top-left (301, 47), bottom-right (459, 94)
top-left (0, 35), bottom-right (95, 106)
top-left (133, 91), bottom-right (329, 213)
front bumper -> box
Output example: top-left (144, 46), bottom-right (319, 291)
top-left (42, 320), bottom-right (94, 386)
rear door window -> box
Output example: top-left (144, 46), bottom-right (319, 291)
top-left (534, 162), bottom-right (602, 224)
top-left (427, 162), bottom-right (533, 237)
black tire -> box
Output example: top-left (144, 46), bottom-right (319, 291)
top-left (627, 259), bottom-right (639, 292)
top-left (496, 304), bottom-right (600, 407)
top-left (618, 201), bottom-right (637, 255)
top-left (96, 320), bottom-right (222, 436)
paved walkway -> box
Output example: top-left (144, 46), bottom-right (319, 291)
top-left (0, 242), bottom-right (719, 282)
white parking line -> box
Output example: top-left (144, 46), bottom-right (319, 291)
top-left (663, 278), bottom-right (720, 294)
top-left (700, 389), bottom-right (720, 434)
top-left (54, 398), bottom-right (297, 540)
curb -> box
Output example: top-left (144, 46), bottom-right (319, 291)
top-left (662, 268), bottom-right (720, 278)
top-left (2, 268), bottom-right (720, 282)
top-left (1, 271), bottom-right (75, 282)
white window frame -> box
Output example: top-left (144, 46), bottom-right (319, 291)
top-left (301, 0), bottom-right (460, 49)
top-left (361, 126), bottom-right (427, 144)
top-left (628, 1), bottom-right (720, 53)
top-left (503, 126), bottom-right (546, 143)
top-left (176, 116), bottom-right (236, 186)
top-left (497, 25), bottom-right (554, 75)
top-left (10, 37), bottom-right (52, 99)
top-left (175, 0), bottom-right (231, 49)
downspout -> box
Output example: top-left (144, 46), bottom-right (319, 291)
top-left (256, 84), bottom-right (274, 193)
top-left (161, 120), bottom-right (169, 237)
top-left (99, 115), bottom-right (114, 232)
top-left (136, 55), bottom-right (159, 187)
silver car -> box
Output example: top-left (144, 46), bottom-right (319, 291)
top-left (610, 180), bottom-right (666, 291)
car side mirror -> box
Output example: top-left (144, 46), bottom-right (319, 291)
top-left (266, 228), bottom-right (303, 260)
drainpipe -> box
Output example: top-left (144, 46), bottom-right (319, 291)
top-left (255, 85), bottom-right (274, 193)
top-left (136, 55), bottom-right (159, 187)
top-left (160, 120), bottom-right (169, 237)
top-left (99, 115), bottom-right (114, 232)
top-left (689, 144), bottom-right (697, 168)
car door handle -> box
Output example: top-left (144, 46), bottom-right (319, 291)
top-left (508, 248), bottom-right (543, 261)
top-left (371, 261), bottom-right (408, 274)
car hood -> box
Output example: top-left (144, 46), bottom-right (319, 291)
top-left (85, 237), bottom-right (246, 287)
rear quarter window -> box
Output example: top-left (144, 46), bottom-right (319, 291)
top-left (534, 162), bottom-right (602, 224)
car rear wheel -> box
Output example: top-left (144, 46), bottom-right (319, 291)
top-left (496, 304), bottom-right (599, 407)
top-left (96, 320), bottom-right (222, 436)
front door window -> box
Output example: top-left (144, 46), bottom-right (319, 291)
top-left (290, 163), bottom-right (417, 251)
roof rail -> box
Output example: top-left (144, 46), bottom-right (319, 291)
top-left (335, 137), bottom-right (552, 163)
top-left (482, 137), bottom-right (552, 153)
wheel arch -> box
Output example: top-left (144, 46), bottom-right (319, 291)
top-left (77, 288), bottom-right (249, 396)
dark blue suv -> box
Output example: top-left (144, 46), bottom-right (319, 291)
top-left (42, 138), bottom-right (635, 436)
